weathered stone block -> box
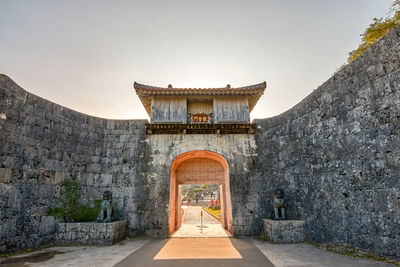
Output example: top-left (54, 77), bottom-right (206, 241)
top-left (263, 219), bottom-right (305, 243)
top-left (55, 219), bottom-right (127, 245)
top-left (39, 216), bottom-right (55, 235)
top-left (0, 168), bottom-right (12, 183)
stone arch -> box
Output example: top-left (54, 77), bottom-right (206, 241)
top-left (168, 150), bottom-right (233, 235)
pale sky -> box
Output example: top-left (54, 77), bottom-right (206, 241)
top-left (0, 0), bottom-right (395, 120)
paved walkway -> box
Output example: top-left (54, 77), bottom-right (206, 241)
top-left (182, 205), bottom-right (220, 224)
top-left (172, 224), bottom-right (231, 237)
top-left (115, 238), bottom-right (273, 267)
top-left (0, 238), bottom-right (395, 267)
top-left (251, 239), bottom-right (394, 267)
top-left (172, 206), bottom-right (228, 237)
top-left (0, 239), bottom-right (149, 267)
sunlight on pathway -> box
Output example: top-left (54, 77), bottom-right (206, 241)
top-left (171, 223), bottom-right (231, 237)
top-left (173, 205), bottom-right (230, 237)
top-left (153, 238), bottom-right (242, 260)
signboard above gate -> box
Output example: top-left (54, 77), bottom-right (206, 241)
top-left (190, 113), bottom-right (213, 124)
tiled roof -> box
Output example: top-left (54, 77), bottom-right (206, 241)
top-left (134, 82), bottom-right (266, 116)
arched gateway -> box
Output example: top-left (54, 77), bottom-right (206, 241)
top-left (134, 81), bottom-right (266, 236)
top-left (168, 151), bottom-right (233, 235)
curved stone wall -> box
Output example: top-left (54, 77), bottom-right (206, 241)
top-left (254, 25), bottom-right (400, 258)
top-left (0, 75), bottom-right (148, 252)
top-left (0, 75), bottom-right (260, 251)
top-left (0, 24), bottom-right (399, 259)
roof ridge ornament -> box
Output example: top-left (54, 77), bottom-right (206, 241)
top-left (134, 82), bottom-right (266, 91)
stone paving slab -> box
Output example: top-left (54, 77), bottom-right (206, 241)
top-left (0, 239), bottom-right (149, 267)
top-left (251, 239), bottom-right (395, 267)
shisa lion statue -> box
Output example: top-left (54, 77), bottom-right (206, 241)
top-left (100, 190), bottom-right (113, 222)
top-left (273, 189), bottom-right (286, 220)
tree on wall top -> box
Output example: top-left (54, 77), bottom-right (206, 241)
top-left (348, 0), bottom-right (400, 63)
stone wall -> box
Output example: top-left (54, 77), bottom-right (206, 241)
top-left (254, 25), bottom-right (400, 258)
top-left (0, 75), bottom-right (148, 252)
top-left (1, 24), bottom-right (399, 259)
top-left (142, 134), bottom-right (260, 236)
top-left (0, 75), bottom-right (260, 251)
top-left (55, 220), bottom-right (127, 245)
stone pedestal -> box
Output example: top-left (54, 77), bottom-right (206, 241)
top-left (263, 219), bottom-right (305, 243)
top-left (55, 219), bottom-right (127, 245)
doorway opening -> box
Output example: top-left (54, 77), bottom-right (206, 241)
top-left (168, 151), bottom-right (233, 237)
top-left (174, 184), bottom-right (226, 237)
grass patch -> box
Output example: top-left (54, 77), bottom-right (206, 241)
top-left (0, 244), bottom-right (55, 259)
top-left (315, 243), bottom-right (400, 266)
top-left (254, 235), bottom-right (269, 242)
top-left (124, 235), bottom-right (148, 240)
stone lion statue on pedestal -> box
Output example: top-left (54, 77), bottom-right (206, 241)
top-left (100, 190), bottom-right (113, 222)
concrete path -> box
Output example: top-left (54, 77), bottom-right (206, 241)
top-left (252, 239), bottom-right (394, 267)
top-left (115, 237), bottom-right (274, 267)
top-left (172, 206), bottom-right (228, 237)
top-left (171, 224), bottom-right (231, 237)
top-left (182, 205), bottom-right (220, 224)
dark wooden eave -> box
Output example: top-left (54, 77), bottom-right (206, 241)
top-left (146, 123), bottom-right (256, 135)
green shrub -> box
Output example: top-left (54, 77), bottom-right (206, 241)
top-left (46, 207), bottom-right (64, 218)
top-left (47, 181), bottom-right (102, 222)
top-left (72, 202), bottom-right (101, 222)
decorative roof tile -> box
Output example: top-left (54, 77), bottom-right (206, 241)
top-left (134, 82), bottom-right (266, 116)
